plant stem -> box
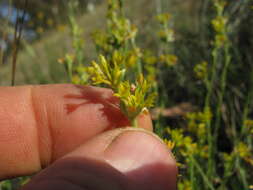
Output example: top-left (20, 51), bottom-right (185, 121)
top-left (130, 37), bottom-right (142, 76)
top-left (199, 0), bottom-right (210, 48)
top-left (191, 155), bottom-right (216, 190)
top-left (132, 118), bottom-right (138, 128)
top-left (11, 0), bottom-right (28, 86)
top-left (205, 46), bottom-right (219, 178)
top-left (241, 69), bottom-right (253, 149)
top-left (189, 156), bottom-right (197, 190)
top-left (205, 47), bottom-right (219, 109)
top-left (213, 42), bottom-right (231, 150)
top-left (235, 156), bottom-right (249, 189)
top-left (0, 0), bottom-right (12, 65)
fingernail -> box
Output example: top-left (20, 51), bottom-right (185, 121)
top-left (103, 128), bottom-right (177, 189)
top-left (103, 128), bottom-right (174, 173)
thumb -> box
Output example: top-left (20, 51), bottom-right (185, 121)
top-left (21, 128), bottom-right (177, 190)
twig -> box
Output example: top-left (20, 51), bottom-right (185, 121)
top-left (11, 0), bottom-right (28, 86)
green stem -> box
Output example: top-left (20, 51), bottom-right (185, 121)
top-left (235, 156), bottom-right (249, 189)
top-left (205, 47), bottom-right (219, 108)
top-left (229, 70), bottom-right (253, 190)
top-left (132, 118), bottom-right (138, 128)
top-left (200, 0), bottom-right (210, 48)
top-left (189, 156), bottom-right (197, 190)
top-left (241, 70), bottom-right (253, 149)
top-left (213, 42), bottom-right (231, 149)
top-left (191, 156), bottom-right (216, 190)
top-left (205, 46), bottom-right (219, 178)
top-left (67, 61), bottom-right (73, 81)
top-left (130, 38), bottom-right (142, 76)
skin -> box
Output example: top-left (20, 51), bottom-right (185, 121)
top-left (0, 84), bottom-right (177, 190)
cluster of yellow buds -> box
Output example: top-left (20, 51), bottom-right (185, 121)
top-left (159, 54), bottom-right (178, 66)
top-left (86, 53), bottom-right (156, 125)
top-left (156, 13), bottom-right (175, 43)
top-left (194, 61), bottom-right (208, 81)
top-left (92, 0), bottom-right (137, 54)
top-left (234, 142), bottom-right (253, 165)
top-left (211, 1), bottom-right (228, 48)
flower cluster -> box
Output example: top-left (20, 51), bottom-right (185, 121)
top-left (86, 53), bottom-right (156, 125)
top-left (211, 1), bottom-right (228, 47)
top-left (92, 0), bottom-right (137, 54)
top-left (156, 13), bottom-right (175, 43)
top-left (194, 61), bottom-right (208, 81)
top-left (86, 54), bottom-right (125, 90)
top-left (114, 74), bottom-right (157, 121)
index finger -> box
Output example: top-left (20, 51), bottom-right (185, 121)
top-left (0, 84), bottom-right (152, 180)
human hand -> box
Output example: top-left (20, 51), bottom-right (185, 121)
top-left (0, 84), bottom-right (177, 190)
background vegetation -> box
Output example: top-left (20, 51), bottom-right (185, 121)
top-left (0, 0), bottom-right (252, 189)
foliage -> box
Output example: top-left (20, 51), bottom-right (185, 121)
top-left (70, 0), bottom-right (157, 126)
top-left (0, 0), bottom-right (253, 189)
top-left (61, 1), bottom-right (253, 188)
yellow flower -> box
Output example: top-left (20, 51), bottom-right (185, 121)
top-left (244, 119), bottom-right (253, 131)
top-left (157, 29), bottom-right (175, 42)
top-left (114, 75), bottom-right (157, 120)
top-left (87, 54), bottom-right (125, 89)
top-left (235, 142), bottom-right (251, 159)
top-left (57, 25), bottom-right (67, 32)
top-left (36, 27), bottom-right (44, 34)
top-left (159, 54), bottom-right (178, 66)
top-left (37, 12), bottom-right (44, 20)
top-left (164, 139), bottom-right (175, 150)
top-left (46, 18), bottom-right (54, 27)
top-left (57, 57), bottom-right (65, 64)
top-left (194, 61), bottom-right (208, 80)
top-left (178, 180), bottom-right (191, 190)
top-left (212, 16), bottom-right (227, 33)
top-left (156, 13), bottom-right (172, 24)
top-left (71, 75), bottom-right (81, 84)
